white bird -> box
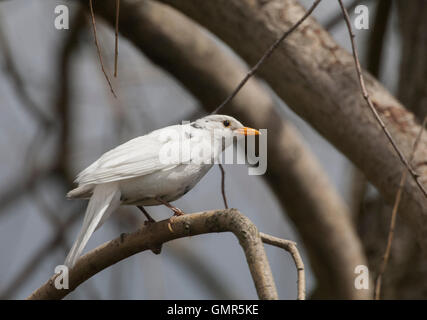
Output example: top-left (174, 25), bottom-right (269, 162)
top-left (64, 115), bottom-right (260, 267)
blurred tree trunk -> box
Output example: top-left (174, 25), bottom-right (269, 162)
top-left (397, 0), bottom-right (427, 120)
top-left (356, 0), bottom-right (427, 299)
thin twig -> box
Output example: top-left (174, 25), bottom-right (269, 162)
top-left (374, 116), bottom-right (427, 299)
top-left (260, 233), bottom-right (305, 300)
top-left (114, 0), bottom-right (120, 77)
top-left (325, 0), bottom-right (366, 31)
top-left (218, 164), bottom-right (228, 209)
top-left (337, 0), bottom-right (427, 198)
top-left (88, 0), bottom-right (117, 98)
top-left (212, 0), bottom-right (322, 114)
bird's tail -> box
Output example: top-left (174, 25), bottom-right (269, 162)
top-left (64, 183), bottom-right (121, 268)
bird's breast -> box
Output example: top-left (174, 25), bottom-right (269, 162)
top-left (119, 163), bottom-right (213, 206)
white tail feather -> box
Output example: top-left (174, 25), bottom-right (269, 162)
top-left (64, 183), bottom-right (120, 268)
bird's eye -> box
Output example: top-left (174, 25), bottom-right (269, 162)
top-left (223, 120), bottom-right (230, 127)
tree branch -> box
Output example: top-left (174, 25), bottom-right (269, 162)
top-left (28, 209), bottom-right (278, 300)
top-left (88, 0), bottom-right (117, 98)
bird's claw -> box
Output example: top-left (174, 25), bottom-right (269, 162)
top-left (172, 208), bottom-right (185, 216)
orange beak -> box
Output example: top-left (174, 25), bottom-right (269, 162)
top-left (235, 127), bottom-right (261, 136)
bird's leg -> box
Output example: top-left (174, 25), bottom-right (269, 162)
top-left (155, 197), bottom-right (185, 216)
top-left (137, 206), bottom-right (156, 224)
top-left (137, 206), bottom-right (162, 253)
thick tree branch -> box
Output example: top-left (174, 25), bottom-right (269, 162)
top-left (93, 0), bottom-right (369, 299)
top-left (28, 209), bottom-right (278, 300)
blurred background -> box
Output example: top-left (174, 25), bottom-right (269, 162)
top-left (0, 0), bottom-right (421, 299)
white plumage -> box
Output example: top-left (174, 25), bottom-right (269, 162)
top-left (64, 115), bottom-right (259, 267)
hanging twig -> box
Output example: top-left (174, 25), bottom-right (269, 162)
top-left (212, 0), bottom-right (322, 114)
top-left (374, 116), bottom-right (427, 299)
top-left (88, 0), bottom-right (117, 98)
top-left (218, 164), bottom-right (229, 209)
top-left (337, 0), bottom-right (427, 198)
top-left (114, 0), bottom-right (120, 77)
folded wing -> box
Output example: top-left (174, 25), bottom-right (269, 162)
top-left (76, 128), bottom-right (181, 185)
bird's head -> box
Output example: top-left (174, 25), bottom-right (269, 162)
top-left (193, 114), bottom-right (259, 135)
top-left (192, 114), bottom-right (260, 148)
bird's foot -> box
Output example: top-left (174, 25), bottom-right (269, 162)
top-left (172, 207), bottom-right (185, 216)
top-left (155, 196), bottom-right (185, 217)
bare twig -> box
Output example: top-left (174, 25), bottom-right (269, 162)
top-left (325, 0), bottom-right (366, 31)
top-left (374, 116), bottom-right (427, 299)
top-left (337, 0), bottom-right (427, 198)
top-left (114, 0), bottom-right (120, 77)
top-left (116, 208), bottom-right (238, 299)
top-left (212, 0), bottom-right (322, 114)
top-left (260, 232), bottom-right (305, 300)
top-left (28, 209), bottom-right (278, 300)
top-left (88, 0), bottom-right (117, 98)
top-left (218, 164), bottom-right (228, 209)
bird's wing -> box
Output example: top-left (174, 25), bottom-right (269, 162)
top-left (76, 126), bottom-right (182, 185)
